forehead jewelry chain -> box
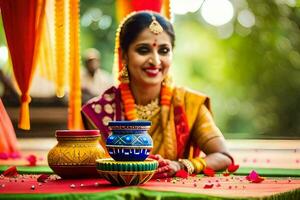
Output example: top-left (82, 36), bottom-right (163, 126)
top-left (149, 14), bottom-right (163, 34)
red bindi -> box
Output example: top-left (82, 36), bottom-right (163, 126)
top-left (152, 39), bottom-right (157, 47)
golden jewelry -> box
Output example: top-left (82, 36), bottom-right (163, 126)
top-left (195, 157), bottom-right (207, 169)
top-left (119, 64), bottom-right (129, 83)
top-left (149, 14), bottom-right (163, 35)
top-left (178, 159), bottom-right (195, 175)
top-left (135, 98), bottom-right (160, 120)
top-left (190, 158), bottom-right (204, 174)
top-left (162, 75), bottom-right (172, 86)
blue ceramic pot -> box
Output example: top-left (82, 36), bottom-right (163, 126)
top-left (106, 121), bottom-right (153, 161)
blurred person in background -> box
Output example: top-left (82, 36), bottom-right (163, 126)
top-left (81, 48), bottom-right (114, 103)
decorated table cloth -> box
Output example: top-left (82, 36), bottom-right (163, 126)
top-left (0, 166), bottom-right (300, 200)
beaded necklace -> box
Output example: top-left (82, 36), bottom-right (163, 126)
top-left (119, 83), bottom-right (172, 120)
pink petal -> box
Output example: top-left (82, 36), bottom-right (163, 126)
top-left (26, 154), bottom-right (37, 166)
top-left (0, 153), bottom-right (9, 160)
top-left (246, 170), bottom-right (259, 181)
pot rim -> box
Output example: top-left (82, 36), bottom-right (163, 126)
top-left (55, 130), bottom-right (100, 137)
top-left (108, 120), bottom-right (151, 127)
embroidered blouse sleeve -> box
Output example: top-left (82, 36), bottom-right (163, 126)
top-left (191, 105), bottom-right (224, 149)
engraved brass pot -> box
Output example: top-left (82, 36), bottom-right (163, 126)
top-left (47, 130), bottom-right (106, 178)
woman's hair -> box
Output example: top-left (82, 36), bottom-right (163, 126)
top-left (119, 11), bottom-right (175, 53)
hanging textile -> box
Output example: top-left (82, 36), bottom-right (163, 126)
top-left (0, 0), bottom-right (46, 130)
top-left (68, 0), bottom-right (83, 129)
top-left (115, 0), bottom-right (172, 23)
top-left (55, 0), bottom-right (67, 98)
top-left (0, 98), bottom-right (20, 158)
top-left (36, 0), bottom-right (56, 85)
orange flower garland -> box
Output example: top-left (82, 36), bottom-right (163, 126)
top-left (119, 83), bottom-right (172, 120)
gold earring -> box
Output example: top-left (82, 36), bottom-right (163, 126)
top-left (162, 75), bottom-right (172, 86)
top-left (119, 64), bottom-right (129, 83)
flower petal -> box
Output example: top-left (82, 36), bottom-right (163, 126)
top-left (203, 167), bottom-right (215, 177)
top-left (26, 154), bottom-right (37, 166)
top-left (2, 166), bottom-right (18, 177)
top-left (227, 163), bottom-right (239, 173)
top-left (203, 183), bottom-right (214, 189)
top-left (175, 169), bottom-right (189, 178)
top-left (37, 174), bottom-right (50, 183)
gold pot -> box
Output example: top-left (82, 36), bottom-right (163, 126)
top-left (47, 130), bottom-right (106, 178)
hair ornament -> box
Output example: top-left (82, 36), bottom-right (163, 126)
top-left (149, 14), bottom-right (163, 34)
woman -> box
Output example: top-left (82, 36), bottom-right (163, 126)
top-left (82, 11), bottom-right (232, 178)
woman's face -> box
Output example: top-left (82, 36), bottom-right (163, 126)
top-left (124, 28), bottom-right (173, 87)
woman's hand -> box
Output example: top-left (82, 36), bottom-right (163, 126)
top-left (148, 154), bottom-right (182, 179)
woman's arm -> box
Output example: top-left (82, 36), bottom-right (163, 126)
top-left (192, 105), bottom-right (232, 171)
top-left (201, 136), bottom-right (231, 171)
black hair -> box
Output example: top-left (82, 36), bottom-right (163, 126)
top-left (119, 11), bottom-right (175, 53)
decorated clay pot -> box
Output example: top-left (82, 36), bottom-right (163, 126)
top-left (47, 130), bottom-right (106, 178)
top-left (106, 121), bottom-right (153, 161)
top-left (96, 158), bottom-right (158, 185)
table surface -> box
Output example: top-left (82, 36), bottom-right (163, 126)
top-left (0, 166), bottom-right (300, 200)
top-left (1, 139), bottom-right (300, 199)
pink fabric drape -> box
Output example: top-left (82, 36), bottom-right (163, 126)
top-left (0, 0), bottom-right (46, 130)
top-left (0, 98), bottom-right (20, 157)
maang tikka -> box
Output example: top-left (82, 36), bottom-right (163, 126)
top-left (149, 14), bottom-right (163, 34)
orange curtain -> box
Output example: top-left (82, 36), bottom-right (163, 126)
top-left (68, 0), bottom-right (83, 129)
top-left (0, 98), bottom-right (20, 156)
top-left (0, 0), bottom-right (46, 130)
top-left (116, 0), bottom-right (171, 23)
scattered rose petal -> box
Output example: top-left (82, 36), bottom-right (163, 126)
top-left (203, 183), bottom-right (214, 189)
top-left (0, 153), bottom-right (9, 160)
top-left (223, 172), bottom-right (230, 176)
top-left (227, 163), bottom-right (239, 173)
top-left (203, 167), bottom-right (215, 177)
top-left (175, 169), bottom-right (188, 178)
top-left (246, 170), bottom-right (265, 183)
top-left (26, 154), bottom-right (37, 166)
top-left (251, 176), bottom-right (265, 183)
top-left (10, 152), bottom-right (21, 159)
top-left (2, 166), bottom-right (18, 177)
top-left (37, 174), bottom-right (50, 183)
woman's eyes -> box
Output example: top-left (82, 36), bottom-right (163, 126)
top-left (136, 46), bottom-right (170, 55)
top-left (136, 47), bottom-right (150, 54)
top-left (158, 47), bottom-right (170, 55)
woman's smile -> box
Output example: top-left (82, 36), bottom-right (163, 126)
top-left (125, 28), bottom-right (173, 87)
top-left (143, 66), bottom-right (162, 77)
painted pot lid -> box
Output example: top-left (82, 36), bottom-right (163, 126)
top-left (55, 130), bottom-right (100, 137)
top-left (108, 120), bottom-right (151, 127)
top-left (96, 158), bottom-right (158, 172)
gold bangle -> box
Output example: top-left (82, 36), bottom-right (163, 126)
top-left (195, 157), bottom-right (207, 169)
top-left (178, 159), bottom-right (194, 174)
top-left (190, 159), bottom-right (204, 174)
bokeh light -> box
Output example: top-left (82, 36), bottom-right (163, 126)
top-left (200, 0), bottom-right (234, 26)
top-left (0, 46), bottom-right (8, 67)
top-left (237, 9), bottom-right (255, 28)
